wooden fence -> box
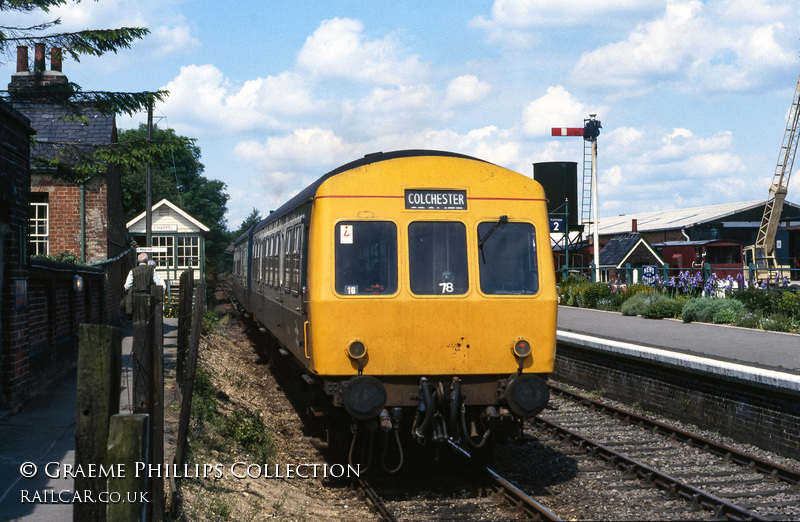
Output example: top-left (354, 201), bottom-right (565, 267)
top-left (73, 270), bottom-right (204, 521)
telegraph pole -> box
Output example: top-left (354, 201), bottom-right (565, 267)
top-left (145, 98), bottom-right (153, 248)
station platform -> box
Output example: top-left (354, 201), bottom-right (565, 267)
top-left (0, 318), bottom-right (178, 521)
top-left (557, 306), bottom-right (800, 392)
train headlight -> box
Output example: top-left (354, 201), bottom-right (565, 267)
top-left (513, 339), bottom-right (532, 358)
top-left (341, 375), bottom-right (387, 420)
top-left (346, 340), bottom-right (367, 360)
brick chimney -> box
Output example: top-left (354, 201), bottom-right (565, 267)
top-left (8, 44), bottom-right (68, 94)
top-left (631, 219), bottom-right (638, 233)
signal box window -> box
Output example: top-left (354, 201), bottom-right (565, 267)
top-left (408, 222), bottom-right (468, 295)
top-left (335, 222), bottom-right (397, 295)
top-left (477, 221), bottom-right (539, 295)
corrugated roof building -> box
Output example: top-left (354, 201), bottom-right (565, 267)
top-left (596, 200), bottom-right (800, 268)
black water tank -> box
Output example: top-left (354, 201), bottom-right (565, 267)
top-left (533, 161), bottom-right (579, 229)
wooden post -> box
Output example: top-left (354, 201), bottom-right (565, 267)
top-left (176, 269), bottom-right (193, 384)
top-left (171, 283), bottom-right (204, 518)
top-left (74, 324), bottom-right (122, 522)
top-left (106, 414), bottom-right (149, 522)
top-left (151, 285), bottom-right (164, 520)
top-left (174, 283), bottom-right (205, 470)
top-left (131, 287), bottom-right (165, 520)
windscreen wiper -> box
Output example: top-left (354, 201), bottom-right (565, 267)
top-left (478, 215), bottom-right (508, 263)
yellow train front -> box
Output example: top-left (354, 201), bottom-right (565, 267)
top-left (233, 150), bottom-right (557, 470)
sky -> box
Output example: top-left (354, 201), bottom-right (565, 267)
top-left (3, 0), bottom-right (800, 230)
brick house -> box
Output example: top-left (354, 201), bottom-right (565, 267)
top-left (0, 45), bottom-right (132, 406)
top-left (9, 44), bottom-right (130, 323)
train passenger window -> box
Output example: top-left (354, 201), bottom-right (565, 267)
top-left (291, 225), bottom-right (303, 293)
top-left (284, 229), bottom-right (293, 292)
top-left (408, 222), bottom-right (468, 295)
top-left (477, 221), bottom-right (539, 295)
top-left (274, 234), bottom-right (281, 288)
top-left (335, 221), bottom-right (397, 296)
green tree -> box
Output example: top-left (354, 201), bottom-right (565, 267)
top-left (231, 208), bottom-right (262, 241)
top-left (0, 0), bottom-right (164, 115)
top-left (118, 125), bottom-right (231, 273)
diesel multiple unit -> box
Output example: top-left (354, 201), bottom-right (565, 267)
top-left (233, 150), bottom-right (557, 471)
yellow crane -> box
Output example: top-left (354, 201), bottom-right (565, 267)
top-left (745, 73), bottom-right (800, 274)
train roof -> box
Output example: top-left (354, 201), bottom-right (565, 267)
top-left (238, 150), bottom-right (492, 241)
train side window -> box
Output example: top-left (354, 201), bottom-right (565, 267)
top-left (284, 229), bottom-right (293, 292)
top-left (477, 221), bottom-right (539, 295)
top-left (408, 221), bottom-right (468, 295)
top-left (276, 233), bottom-right (282, 288)
top-left (264, 236), bottom-right (272, 284)
top-left (335, 221), bottom-right (397, 296)
top-left (267, 234), bottom-right (273, 287)
top-left (292, 225), bottom-right (303, 294)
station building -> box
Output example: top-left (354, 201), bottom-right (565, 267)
top-left (126, 198), bottom-right (209, 290)
top-left (597, 200), bottom-right (800, 272)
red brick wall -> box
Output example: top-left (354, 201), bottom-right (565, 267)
top-left (1, 102), bottom-right (34, 405)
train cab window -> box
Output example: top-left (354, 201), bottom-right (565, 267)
top-left (335, 221), bottom-right (397, 296)
top-left (477, 221), bottom-right (539, 295)
top-left (408, 222), bottom-right (468, 295)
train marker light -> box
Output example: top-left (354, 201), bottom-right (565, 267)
top-left (513, 339), bottom-right (532, 358)
top-left (347, 340), bottom-right (367, 359)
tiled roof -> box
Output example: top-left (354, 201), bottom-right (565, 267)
top-left (11, 102), bottom-right (115, 164)
top-left (599, 234), bottom-right (644, 266)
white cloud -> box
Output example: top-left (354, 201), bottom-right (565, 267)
top-left (158, 65), bottom-right (321, 133)
top-left (470, 0), bottom-right (662, 47)
top-left (571, 0), bottom-right (797, 95)
top-left (233, 128), bottom-right (348, 168)
top-left (477, 0), bottom-right (656, 27)
top-left (151, 24), bottom-right (201, 56)
top-left (444, 75), bottom-right (492, 108)
top-left (521, 85), bottom-right (607, 138)
top-left (296, 17), bottom-right (428, 86)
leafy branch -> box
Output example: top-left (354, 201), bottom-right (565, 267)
top-left (34, 136), bottom-right (197, 184)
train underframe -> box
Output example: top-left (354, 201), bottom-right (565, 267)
top-left (323, 372), bottom-right (551, 473)
top-left (256, 326), bottom-right (550, 473)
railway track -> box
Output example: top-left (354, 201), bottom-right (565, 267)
top-left (499, 383), bottom-right (800, 521)
top-left (357, 441), bottom-right (562, 521)
top-left (219, 277), bottom-right (800, 520)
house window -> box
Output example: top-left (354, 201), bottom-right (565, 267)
top-left (177, 236), bottom-right (200, 268)
top-left (29, 193), bottom-right (49, 256)
top-left (152, 236), bottom-right (173, 267)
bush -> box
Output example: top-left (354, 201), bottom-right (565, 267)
top-left (616, 282), bottom-right (657, 303)
top-left (732, 288), bottom-right (783, 315)
top-left (762, 313), bottom-right (798, 333)
top-left (620, 292), bottom-right (654, 316)
top-left (778, 292), bottom-right (800, 321)
top-left (734, 311), bottom-right (762, 329)
top-left (641, 296), bottom-right (683, 319)
top-left (575, 281), bottom-right (613, 309)
top-left (682, 297), bottom-right (745, 324)
top-left (712, 307), bottom-right (738, 324)
top-left (201, 311), bottom-right (220, 335)
top-left (222, 409), bottom-right (277, 463)
top-left (191, 365), bottom-right (217, 427)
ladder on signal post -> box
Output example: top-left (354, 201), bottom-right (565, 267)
top-left (582, 137), bottom-right (593, 227)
